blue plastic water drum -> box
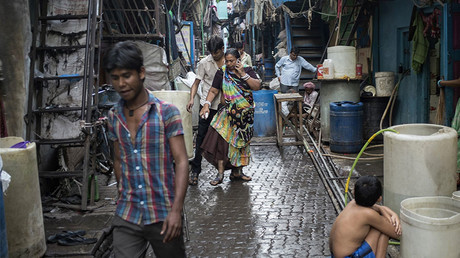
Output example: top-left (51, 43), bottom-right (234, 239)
top-left (0, 183), bottom-right (8, 257)
top-left (330, 101), bottom-right (363, 153)
top-left (253, 90), bottom-right (278, 137)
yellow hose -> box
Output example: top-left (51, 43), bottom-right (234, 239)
top-left (344, 128), bottom-right (398, 205)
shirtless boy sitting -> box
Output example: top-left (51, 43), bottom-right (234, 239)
top-left (329, 176), bottom-right (402, 258)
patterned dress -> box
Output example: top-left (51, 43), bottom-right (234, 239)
top-left (201, 66), bottom-right (258, 169)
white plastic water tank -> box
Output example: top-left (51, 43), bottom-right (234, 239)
top-left (327, 46), bottom-right (356, 78)
top-left (383, 124), bottom-right (458, 213)
top-left (151, 90), bottom-right (193, 159)
top-left (1, 137), bottom-right (46, 257)
top-left (400, 196), bottom-right (460, 258)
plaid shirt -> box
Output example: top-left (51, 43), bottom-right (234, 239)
top-left (107, 91), bottom-right (184, 225)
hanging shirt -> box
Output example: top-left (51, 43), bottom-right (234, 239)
top-left (275, 55), bottom-right (317, 87)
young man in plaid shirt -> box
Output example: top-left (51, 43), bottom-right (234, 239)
top-left (104, 41), bottom-right (188, 257)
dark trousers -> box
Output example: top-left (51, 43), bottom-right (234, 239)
top-left (112, 216), bottom-right (186, 258)
top-left (190, 105), bottom-right (217, 175)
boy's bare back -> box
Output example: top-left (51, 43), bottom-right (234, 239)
top-left (329, 200), bottom-right (401, 258)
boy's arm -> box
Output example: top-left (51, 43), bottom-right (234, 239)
top-left (373, 204), bottom-right (401, 231)
top-left (366, 208), bottom-right (402, 239)
top-left (161, 134), bottom-right (188, 243)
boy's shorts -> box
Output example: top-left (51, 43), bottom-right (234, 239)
top-left (332, 240), bottom-right (375, 258)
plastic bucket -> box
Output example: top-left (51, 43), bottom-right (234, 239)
top-left (375, 72), bottom-right (395, 96)
top-left (383, 124), bottom-right (458, 213)
top-left (253, 90), bottom-right (277, 137)
top-left (327, 46), bottom-right (356, 78)
top-left (360, 96), bottom-right (390, 142)
top-left (151, 91), bottom-right (193, 158)
top-left (400, 196), bottom-right (460, 258)
top-left (329, 101), bottom-right (363, 153)
top-left (1, 137), bottom-right (46, 257)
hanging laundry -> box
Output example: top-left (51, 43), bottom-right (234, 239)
top-left (411, 13), bottom-right (429, 73)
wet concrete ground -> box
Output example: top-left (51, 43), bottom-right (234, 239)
top-left (43, 137), bottom-right (400, 257)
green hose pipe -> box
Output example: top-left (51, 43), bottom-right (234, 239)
top-left (344, 128), bottom-right (399, 205)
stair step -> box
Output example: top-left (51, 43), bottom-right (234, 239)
top-left (39, 170), bottom-right (84, 178)
top-left (33, 106), bottom-right (84, 113)
top-left (39, 14), bottom-right (89, 20)
top-left (295, 44), bottom-right (323, 49)
top-left (34, 74), bottom-right (98, 81)
top-left (293, 35), bottom-right (321, 38)
top-left (37, 45), bottom-right (99, 51)
top-left (34, 138), bottom-right (85, 146)
top-left (300, 54), bottom-right (322, 59)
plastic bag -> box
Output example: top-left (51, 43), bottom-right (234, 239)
top-left (1, 170), bottom-right (11, 193)
top-left (269, 78), bottom-right (280, 91)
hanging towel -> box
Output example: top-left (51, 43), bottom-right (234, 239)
top-left (412, 13), bottom-right (429, 73)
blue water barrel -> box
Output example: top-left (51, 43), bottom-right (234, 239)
top-left (253, 90), bottom-right (278, 137)
top-left (330, 101), bottom-right (363, 153)
top-left (0, 179), bottom-right (8, 257)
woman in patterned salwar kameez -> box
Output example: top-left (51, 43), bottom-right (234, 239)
top-left (199, 48), bottom-right (261, 186)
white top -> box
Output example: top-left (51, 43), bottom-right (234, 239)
top-left (275, 55), bottom-right (317, 87)
top-left (195, 55), bottom-right (222, 110)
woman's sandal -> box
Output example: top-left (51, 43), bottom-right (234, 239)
top-left (210, 173), bottom-right (224, 186)
top-left (189, 172), bottom-right (198, 186)
top-left (229, 172), bottom-right (252, 181)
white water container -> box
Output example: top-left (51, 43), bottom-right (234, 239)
top-left (453, 191), bottom-right (460, 201)
top-left (1, 137), bottom-right (46, 257)
top-left (327, 46), bottom-right (356, 78)
top-left (400, 196), bottom-right (460, 258)
top-left (322, 59), bottom-right (334, 79)
top-left (375, 72), bottom-right (395, 96)
top-left (151, 90), bottom-right (193, 159)
top-left (383, 124), bottom-right (458, 213)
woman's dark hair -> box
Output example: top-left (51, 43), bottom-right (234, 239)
top-left (206, 35), bottom-right (224, 54)
top-left (290, 47), bottom-right (300, 55)
top-left (103, 41), bottom-right (143, 73)
top-left (234, 41), bottom-right (244, 49)
top-left (354, 176), bottom-right (382, 207)
top-left (225, 48), bottom-right (240, 59)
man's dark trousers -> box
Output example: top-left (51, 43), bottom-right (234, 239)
top-left (190, 105), bottom-right (218, 175)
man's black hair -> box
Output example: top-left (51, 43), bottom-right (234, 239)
top-left (225, 48), bottom-right (240, 59)
top-left (206, 35), bottom-right (224, 54)
top-left (235, 41), bottom-right (244, 49)
top-left (290, 47), bottom-right (300, 55)
top-left (103, 41), bottom-right (143, 73)
top-left (354, 176), bottom-right (382, 207)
